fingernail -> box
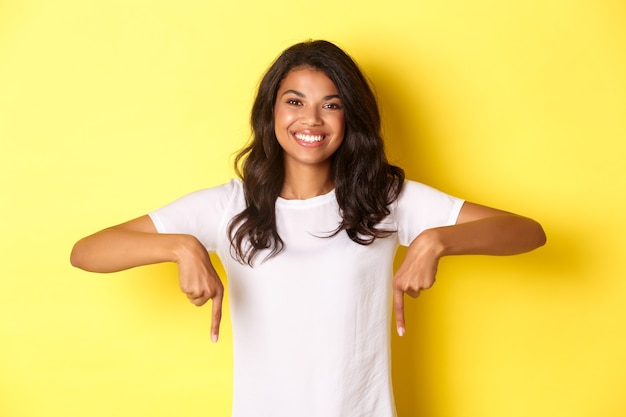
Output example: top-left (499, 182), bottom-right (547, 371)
top-left (211, 334), bottom-right (218, 343)
top-left (397, 327), bottom-right (405, 337)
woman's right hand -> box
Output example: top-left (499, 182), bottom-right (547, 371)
top-left (173, 235), bottom-right (224, 342)
top-left (71, 214), bottom-right (224, 342)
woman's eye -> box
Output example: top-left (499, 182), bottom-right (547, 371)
top-left (287, 99), bottom-right (302, 106)
top-left (323, 103), bottom-right (342, 110)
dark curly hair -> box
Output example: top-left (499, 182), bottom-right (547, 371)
top-left (229, 40), bottom-right (405, 265)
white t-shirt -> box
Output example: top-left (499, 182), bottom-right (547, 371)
top-left (149, 179), bottom-right (464, 417)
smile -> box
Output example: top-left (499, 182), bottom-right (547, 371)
top-left (294, 133), bottom-right (325, 143)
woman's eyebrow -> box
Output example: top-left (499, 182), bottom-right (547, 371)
top-left (280, 89), bottom-right (341, 100)
top-left (281, 89), bottom-right (305, 97)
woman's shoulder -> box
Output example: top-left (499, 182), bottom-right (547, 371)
top-left (394, 179), bottom-right (464, 210)
top-left (155, 178), bottom-right (245, 212)
top-left (188, 178), bottom-right (243, 198)
top-left (396, 179), bottom-right (443, 201)
top-left (218, 178), bottom-right (243, 194)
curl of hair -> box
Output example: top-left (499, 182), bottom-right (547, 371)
top-left (229, 40), bottom-right (405, 265)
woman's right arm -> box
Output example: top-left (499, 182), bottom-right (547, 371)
top-left (71, 215), bottom-right (190, 272)
top-left (70, 215), bottom-right (224, 342)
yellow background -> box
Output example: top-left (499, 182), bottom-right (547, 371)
top-left (1, 0), bottom-right (625, 416)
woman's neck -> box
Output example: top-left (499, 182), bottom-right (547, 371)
top-left (280, 163), bottom-right (334, 200)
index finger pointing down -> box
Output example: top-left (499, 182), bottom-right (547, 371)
top-left (210, 291), bottom-right (223, 343)
top-left (393, 289), bottom-right (405, 337)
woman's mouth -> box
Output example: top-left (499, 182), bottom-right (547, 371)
top-left (294, 132), bottom-right (325, 143)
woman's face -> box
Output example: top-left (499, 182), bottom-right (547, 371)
top-left (273, 67), bottom-right (345, 172)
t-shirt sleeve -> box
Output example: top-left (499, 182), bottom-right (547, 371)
top-left (148, 180), bottom-right (238, 252)
top-left (394, 180), bottom-right (465, 246)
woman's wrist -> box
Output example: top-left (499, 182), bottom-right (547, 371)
top-left (169, 234), bottom-right (204, 265)
top-left (412, 228), bottom-right (447, 260)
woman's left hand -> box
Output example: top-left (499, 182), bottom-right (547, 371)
top-left (392, 229), bottom-right (442, 337)
top-left (392, 201), bottom-right (546, 337)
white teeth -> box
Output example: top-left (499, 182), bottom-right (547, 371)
top-left (295, 133), bottom-right (324, 143)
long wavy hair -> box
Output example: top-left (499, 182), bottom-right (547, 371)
top-left (229, 40), bottom-right (405, 265)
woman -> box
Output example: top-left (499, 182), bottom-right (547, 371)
top-left (71, 40), bottom-right (546, 417)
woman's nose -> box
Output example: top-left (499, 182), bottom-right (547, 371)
top-left (302, 106), bottom-right (322, 126)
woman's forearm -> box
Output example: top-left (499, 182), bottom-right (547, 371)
top-left (430, 213), bottom-right (546, 258)
top-left (70, 227), bottom-right (193, 273)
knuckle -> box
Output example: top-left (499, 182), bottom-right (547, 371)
top-left (393, 279), bottom-right (407, 291)
top-left (407, 289), bottom-right (420, 298)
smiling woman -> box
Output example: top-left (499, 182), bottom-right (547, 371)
top-left (229, 41), bottom-right (408, 266)
top-left (70, 40), bottom-right (545, 417)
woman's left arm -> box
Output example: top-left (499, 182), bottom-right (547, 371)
top-left (440, 202), bottom-right (546, 256)
top-left (393, 202), bottom-right (546, 336)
